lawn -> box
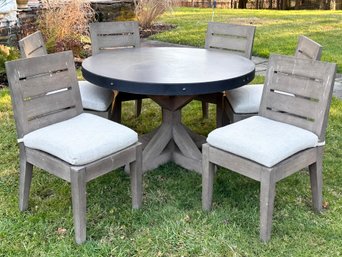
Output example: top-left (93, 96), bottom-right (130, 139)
top-left (1, 7), bottom-right (342, 256)
top-left (1, 85), bottom-right (342, 256)
top-left (152, 8), bottom-right (342, 72)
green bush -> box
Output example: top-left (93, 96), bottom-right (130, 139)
top-left (0, 45), bottom-right (19, 85)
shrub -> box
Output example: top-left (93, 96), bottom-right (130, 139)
top-left (134, 0), bottom-right (179, 29)
top-left (0, 45), bottom-right (19, 86)
top-left (37, 0), bottom-right (95, 57)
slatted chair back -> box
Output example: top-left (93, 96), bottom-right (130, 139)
top-left (90, 21), bottom-right (140, 55)
top-left (18, 31), bottom-right (47, 58)
top-left (6, 51), bottom-right (83, 139)
top-left (205, 22), bottom-right (256, 59)
top-left (259, 54), bottom-right (336, 142)
top-left (295, 35), bottom-right (322, 60)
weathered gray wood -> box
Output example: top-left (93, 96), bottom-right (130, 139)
top-left (295, 35), bottom-right (322, 60)
top-left (90, 21), bottom-right (142, 119)
top-left (18, 143), bottom-right (33, 211)
top-left (173, 124), bottom-right (201, 160)
top-left (202, 144), bottom-right (215, 211)
top-left (225, 35), bottom-right (323, 124)
top-left (203, 55), bottom-right (336, 242)
top-left (70, 167), bottom-right (87, 244)
top-left (130, 143), bottom-right (143, 209)
top-left (309, 146), bottom-right (323, 212)
top-left (173, 151), bottom-right (202, 174)
top-left (6, 53), bottom-right (143, 244)
top-left (18, 31), bottom-right (112, 118)
top-left (18, 31), bottom-right (47, 58)
top-left (6, 51), bottom-right (83, 138)
top-left (260, 170), bottom-right (276, 242)
top-left (26, 148), bottom-right (72, 182)
top-left (143, 123), bottom-right (172, 162)
top-left (90, 21), bottom-right (140, 55)
top-left (260, 55), bottom-right (336, 140)
top-left (85, 144), bottom-right (137, 182)
top-left (203, 22), bottom-right (255, 123)
top-left (205, 22), bottom-right (256, 59)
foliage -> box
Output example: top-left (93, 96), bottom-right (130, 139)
top-left (0, 45), bottom-right (19, 85)
top-left (37, 0), bottom-right (95, 57)
top-left (134, 0), bottom-right (180, 29)
top-left (152, 8), bottom-right (342, 72)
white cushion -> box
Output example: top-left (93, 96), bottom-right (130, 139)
top-left (226, 84), bottom-right (263, 114)
top-left (78, 81), bottom-right (113, 112)
top-left (207, 116), bottom-right (319, 167)
top-left (23, 113), bottom-right (138, 165)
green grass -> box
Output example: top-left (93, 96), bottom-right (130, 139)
top-left (151, 8), bottom-right (342, 72)
top-left (1, 86), bottom-right (342, 256)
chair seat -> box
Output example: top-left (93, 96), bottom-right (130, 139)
top-left (78, 81), bottom-right (113, 112)
top-left (23, 113), bottom-right (138, 165)
top-left (226, 84), bottom-right (263, 114)
top-left (207, 116), bottom-right (319, 167)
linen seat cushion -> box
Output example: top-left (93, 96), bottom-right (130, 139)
top-left (226, 84), bottom-right (263, 114)
top-left (207, 116), bottom-right (319, 167)
top-left (23, 113), bottom-right (138, 165)
top-left (78, 81), bottom-right (113, 111)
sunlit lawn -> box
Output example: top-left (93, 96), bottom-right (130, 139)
top-left (152, 8), bottom-right (342, 72)
top-left (0, 7), bottom-right (342, 256)
top-left (1, 84), bottom-right (342, 256)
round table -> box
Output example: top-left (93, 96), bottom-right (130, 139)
top-left (82, 47), bottom-right (255, 173)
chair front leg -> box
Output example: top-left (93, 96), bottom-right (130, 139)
top-left (19, 145), bottom-right (33, 211)
top-left (70, 167), bottom-right (87, 244)
top-left (130, 144), bottom-right (143, 209)
top-left (309, 147), bottom-right (323, 212)
top-left (202, 144), bottom-right (215, 211)
top-left (260, 170), bottom-right (276, 242)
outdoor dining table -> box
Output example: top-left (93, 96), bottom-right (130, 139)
top-left (82, 47), bottom-right (255, 173)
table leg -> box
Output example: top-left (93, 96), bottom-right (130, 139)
top-left (142, 108), bottom-right (204, 174)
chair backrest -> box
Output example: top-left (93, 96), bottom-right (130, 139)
top-left (295, 35), bottom-right (322, 61)
top-left (18, 31), bottom-right (47, 58)
top-left (6, 51), bottom-right (83, 139)
top-left (90, 21), bottom-right (140, 55)
top-left (259, 54), bottom-right (336, 141)
top-left (205, 22), bottom-right (256, 59)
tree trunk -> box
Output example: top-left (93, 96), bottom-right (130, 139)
top-left (269, 0), bottom-right (273, 9)
top-left (239, 0), bottom-right (247, 8)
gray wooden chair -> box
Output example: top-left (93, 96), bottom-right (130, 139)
top-left (6, 51), bottom-right (142, 244)
top-left (18, 31), bottom-right (113, 119)
top-left (197, 22), bottom-right (256, 126)
top-left (225, 35), bottom-right (323, 123)
top-left (202, 54), bottom-right (336, 242)
top-left (90, 21), bottom-right (145, 122)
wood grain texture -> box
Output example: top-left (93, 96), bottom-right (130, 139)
top-left (260, 54), bottom-right (336, 140)
top-left (6, 51), bottom-right (82, 137)
top-left (205, 22), bottom-right (256, 59)
top-left (203, 55), bottom-right (336, 242)
top-left (90, 21), bottom-right (140, 55)
top-left (89, 21), bottom-right (142, 119)
top-left (224, 35), bottom-right (323, 125)
top-left (6, 52), bottom-right (142, 244)
top-left (203, 22), bottom-right (255, 124)
top-left (18, 31), bottom-right (47, 58)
